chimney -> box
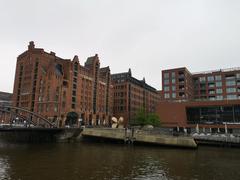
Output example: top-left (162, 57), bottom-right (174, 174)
top-left (50, 51), bottom-right (56, 56)
top-left (28, 41), bottom-right (35, 50)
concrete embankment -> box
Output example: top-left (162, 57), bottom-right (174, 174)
top-left (193, 134), bottom-right (240, 147)
top-left (82, 128), bottom-right (197, 148)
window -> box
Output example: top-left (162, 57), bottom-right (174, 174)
top-left (54, 104), bottom-right (58, 112)
top-left (216, 81), bottom-right (222, 87)
top-left (226, 80), bottom-right (236, 86)
top-left (216, 88), bottom-right (222, 94)
top-left (73, 77), bottom-right (77, 83)
top-left (209, 90), bottom-right (215, 95)
top-left (73, 84), bottom-right (77, 89)
top-left (172, 93), bottom-right (176, 98)
top-left (72, 97), bottom-right (76, 102)
top-left (215, 75), bottom-right (222, 81)
top-left (216, 95), bottom-right (223, 100)
top-left (72, 90), bottom-right (76, 96)
top-left (207, 76), bottom-right (214, 82)
top-left (227, 95), bottom-right (237, 100)
top-left (164, 86), bottom-right (169, 91)
top-left (208, 83), bottom-right (215, 88)
top-left (236, 73), bottom-right (240, 79)
top-left (72, 104), bottom-right (75, 109)
top-left (226, 88), bottom-right (236, 93)
top-left (164, 79), bottom-right (169, 85)
top-left (74, 63), bottom-right (78, 71)
top-left (163, 73), bottom-right (169, 79)
top-left (164, 93), bottom-right (170, 99)
top-left (209, 96), bottom-right (216, 100)
top-left (199, 77), bottom-right (206, 82)
top-left (172, 85), bottom-right (176, 91)
top-left (62, 102), bottom-right (66, 108)
top-left (172, 78), bottom-right (176, 84)
top-left (171, 72), bottom-right (175, 78)
top-left (74, 71), bottom-right (78, 77)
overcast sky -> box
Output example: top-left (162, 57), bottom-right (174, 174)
top-left (1, 0), bottom-right (240, 93)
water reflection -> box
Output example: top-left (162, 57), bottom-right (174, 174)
top-left (0, 157), bottom-right (10, 179)
top-left (0, 142), bottom-right (240, 180)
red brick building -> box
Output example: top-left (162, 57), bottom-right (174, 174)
top-left (159, 67), bottom-right (240, 131)
top-left (12, 42), bottom-right (113, 127)
top-left (111, 69), bottom-right (160, 126)
top-left (162, 67), bottom-right (240, 101)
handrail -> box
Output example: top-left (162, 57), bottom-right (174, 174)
top-left (0, 105), bottom-right (56, 128)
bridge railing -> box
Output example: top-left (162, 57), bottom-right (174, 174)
top-left (0, 105), bottom-right (56, 128)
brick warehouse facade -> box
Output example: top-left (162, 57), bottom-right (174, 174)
top-left (159, 67), bottom-right (240, 130)
top-left (111, 69), bottom-right (160, 126)
top-left (12, 42), bottom-right (113, 127)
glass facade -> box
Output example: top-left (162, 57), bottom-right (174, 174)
top-left (186, 105), bottom-right (240, 124)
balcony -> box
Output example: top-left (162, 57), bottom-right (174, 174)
top-left (208, 83), bottom-right (215, 88)
top-left (179, 80), bottom-right (185, 84)
top-left (208, 91), bottom-right (215, 95)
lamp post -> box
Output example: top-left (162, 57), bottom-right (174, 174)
top-left (24, 120), bottom-right (27, 127)
top-left (16, 117), bottom-right (19, 124)
top-left (225, 122), bottom-right (228, 134)
top-left (78, 118), bottom-right (82, 128)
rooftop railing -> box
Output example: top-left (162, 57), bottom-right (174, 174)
top-left (192, 67), bottom-right (240, 75)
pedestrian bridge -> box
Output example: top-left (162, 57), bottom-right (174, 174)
top-left (0, 105), bottom-right (56, 128)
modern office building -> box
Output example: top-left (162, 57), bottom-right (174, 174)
top-left (162, 67), bottom-right (240, 101)
top-left (12, 41), bottom-right (113, 127)
top-left (111, 69), bottom-right (160, 126)
top-left (0, 91), bottom-right (12, 123)
top-left (159, 67), bottom-right (240, 132)
top-left (0, 91), bottom-right (12, 106)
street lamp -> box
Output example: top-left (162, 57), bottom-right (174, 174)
top-left (16, 117), bottom-right (19, 124)
top-left (24, 120), bottom-right (27, 127)
top-left (78, 118), bottom-right (82, 128)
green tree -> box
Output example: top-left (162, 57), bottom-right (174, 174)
top-left (132, 108), bottom-right (161, 127)
top-left (146, 113), bottom-right (160, 127)
top-left (133, 107), bottom-right (146, 126)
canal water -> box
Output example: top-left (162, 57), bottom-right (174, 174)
top-left (0, 142), bottom-right (239, 180)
